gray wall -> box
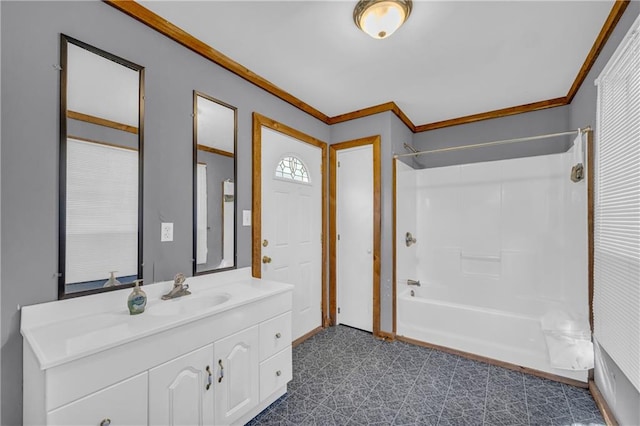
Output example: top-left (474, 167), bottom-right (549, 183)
top-left (568, 3), bottom-right (640, 424)
top-left (0, 1), bottom-right (329, 424)
top-left (412, 105), bottom-right (572, 168)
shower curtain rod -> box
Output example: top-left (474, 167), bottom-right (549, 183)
top-left (394, 126), bottom-right (591, 159)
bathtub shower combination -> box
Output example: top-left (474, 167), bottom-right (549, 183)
top-left (395, 131), bottom-right (591, 382)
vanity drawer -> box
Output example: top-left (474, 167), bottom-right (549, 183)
top-left (259, 312), bottom-right (291, 360)
top-left (259, 347), bottom-right (292, 401)
top-left (47, 372), bottom-right (148, 426)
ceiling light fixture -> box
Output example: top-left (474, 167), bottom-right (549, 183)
top-left (353, 0), bottom-right (412, 40)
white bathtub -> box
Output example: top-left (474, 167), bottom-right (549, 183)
top-left (396, 286), bottom-right (588, 382)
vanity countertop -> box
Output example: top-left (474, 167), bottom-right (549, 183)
top-left (21, 268), bottom-right (293, 369)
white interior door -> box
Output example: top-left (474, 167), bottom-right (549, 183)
top-left (261, 127), bottom-right (322, 341)
top-left (337, 145), bottom-right (373, 332)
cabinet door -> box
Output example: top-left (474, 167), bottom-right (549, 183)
top-left (149, 344), bottom-right (214, 426)
top-left (47, 372), bottom-right (147, 426)
top-left (213, 326), bottom-right (260, 425)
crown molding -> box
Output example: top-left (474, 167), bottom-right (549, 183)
top-left (104, 0), bottom-right (329, 123)
top-left (105, 0), bottom-right (629, 133)
top-left (414, 97), bottom-right (568, 132)
top-left (566, 0), bottom-right (629, 103)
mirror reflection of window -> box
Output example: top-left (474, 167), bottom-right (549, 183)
top-left (193, 91), bottom-right (237, 275)
top-left (196, 163), bottom-right (208, 265)
top-left (60, 35), bottom-right (144, 298)
top-left (65, 139), bottom-right (138, 287)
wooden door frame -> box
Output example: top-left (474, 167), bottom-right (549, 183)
top-left (252, 112), bottom-right (330, 335)
top-left (329, 136), bottom-right (382, 336)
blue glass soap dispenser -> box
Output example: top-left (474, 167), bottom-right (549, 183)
top-left (127, 279), bottom-right (147, 315)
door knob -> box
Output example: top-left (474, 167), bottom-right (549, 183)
top-left (262, 256), bottom-right (272, 264)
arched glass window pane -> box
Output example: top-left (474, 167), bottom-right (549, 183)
top-left (275, 155), bottom-right (309, 183)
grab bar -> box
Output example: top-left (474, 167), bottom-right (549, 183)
top-left (460, 252), bottom-right (501, 261)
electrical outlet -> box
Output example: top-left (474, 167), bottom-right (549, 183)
top-left (161, 222), bottom-right (174, 242)
top-left (243, 210), bottom-right (252, 226)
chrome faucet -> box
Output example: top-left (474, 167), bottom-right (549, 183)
top-left (407, 279), bottom-right (421, 287)
top-left (161, 273), bottom-right (191, 300)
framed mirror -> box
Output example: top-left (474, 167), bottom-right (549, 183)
top-left (59, 35), bottom-right (144, 298)
top-left (193, 91), bottom-right (237, 275)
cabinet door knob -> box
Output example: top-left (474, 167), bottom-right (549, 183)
top-left (205, 365), bottom-right (212, 390)
top-left (100, 419), bottom-right (111, 426)
top-left (262, 256), bottom-right (272, 264)
top-left (276, 370), bottom-right (282, 377)
top-left (275, 332), bottom-right (282, 339)
top-left (218, 359), bottom-right (224, 383)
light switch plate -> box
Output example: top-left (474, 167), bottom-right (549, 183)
top-left (242, 210), bottom-right (251, 227)
top-left (161, 222), bottom-right (174, 242)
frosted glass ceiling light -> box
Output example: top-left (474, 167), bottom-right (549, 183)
top-left (354, 0), bottom-right (412, 40)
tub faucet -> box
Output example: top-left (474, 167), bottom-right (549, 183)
top-left (407, 279), bottom-right (421, 287)
top-left (161, 273), bottom-right (191, 300)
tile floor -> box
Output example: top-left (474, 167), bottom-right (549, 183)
top-left (248, 325), bottom-right (604, 426)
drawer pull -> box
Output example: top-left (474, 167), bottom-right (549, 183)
top-left (100, 419), bottom-right (111, 426)
top-left (218, 359), bottom-right (224, 383)
top-left (275, 332), bottom-right (282, 339)
top-left (276, 370), bottom-right (282, 377)
top-left (205, 365), bottom-right (212, 390)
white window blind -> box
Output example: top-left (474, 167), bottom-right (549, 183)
top-left (594, 17), bottom-right (640, 392)
top-left (66, 139), bottom-right (138, 284)
top-left (196, 163), bottom-right (208, 265)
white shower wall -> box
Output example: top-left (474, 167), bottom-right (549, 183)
top-left (396, 149), bottom-right (590, 380)
top-left (395, 160), bottom-right (418, 286)
top-left (415, 151), bottom-right (588, 318)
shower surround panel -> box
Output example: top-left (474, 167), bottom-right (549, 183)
top-left (396, 150), bottom-right (589, 381)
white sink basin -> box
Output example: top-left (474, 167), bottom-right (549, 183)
top-left (147, 293), bottom-right (231, 316)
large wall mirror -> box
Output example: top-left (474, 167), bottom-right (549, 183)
top-left (193, 91), bottom-right (237, 275)
top-left (59, 35), bottom-right (144, 298)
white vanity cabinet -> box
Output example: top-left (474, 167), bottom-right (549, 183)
top-left (47, 372), bottom-right (148, 426)
top-left (214, 326), bottom-right (260, 425)
top-left (21, 270), bottom-right (294, 426)
top-left (149, 344), bottom-right (214, 425)
top-left (259, 312), bottom-right (293, 401)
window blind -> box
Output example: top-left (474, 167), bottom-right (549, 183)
top-left (594, 18), bottom-right (640, 392)
top-left (66, 138), bottom-right (138, 284)
top-left (196, 163), bottom-right (208, 265)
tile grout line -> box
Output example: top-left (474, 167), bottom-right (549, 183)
top-left (334, 337), bottom-right (404, 424)
top-left (435, 357), bottom-right (460, 426)
top-left (523, 373), bottom-right (531, 426)
top-left (390, 347), bottom-right (434, 425)
top-left (481, 365), bottom-right (491, 425)
top-left (317, 331), bottom-right (378, 423)
top-left (286, 329), bottom-right (370, 424)
top-left (561, 384), bottom-right (576, 424)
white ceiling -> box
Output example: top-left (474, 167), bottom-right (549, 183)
top-left (140, 0), bottom-right (614, 126)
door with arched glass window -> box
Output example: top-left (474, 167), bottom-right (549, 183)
top-left (259, 126), bottom-right (324, 341)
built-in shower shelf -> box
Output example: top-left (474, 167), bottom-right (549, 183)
top-left (460, 252), bottom-right (501, 261)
